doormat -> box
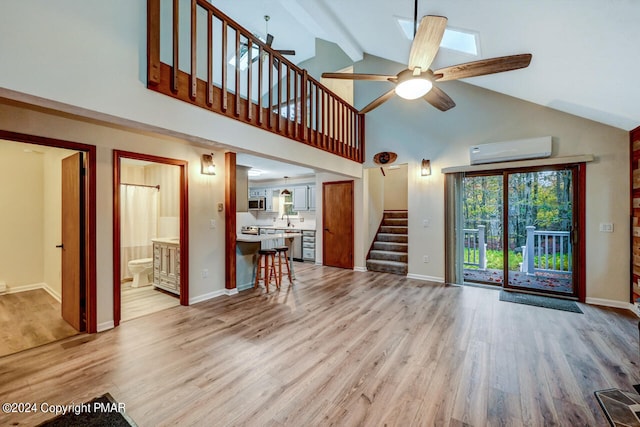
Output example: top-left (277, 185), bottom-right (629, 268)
top-left (499, 291), bottom-right (583, 313)
top-left (36, 393), bottom-right (137, 427)
top-left (595, 388), bottom-right (640, 426)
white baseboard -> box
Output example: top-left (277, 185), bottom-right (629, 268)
top-left (189, 289), bottom-right (227, 305)
top-left (225, 288), bottom-right (239, 296)
top-left (97, 321), bottom-right (115, 332)
top-left (43, 284), bottom-right (61, 302)
top-left (406, 273), bottom-right (445, 283)
top-left (585, 297), bottom-right (635, 311)
top-left (4, 282), bottom-right (62, 302)
top-left (236, 282), bottom-right (254, 292)
top-left (353, 266), bottom-right (367, 272)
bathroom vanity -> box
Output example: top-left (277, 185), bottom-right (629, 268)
top-left (152, 238), bottom-right (180, 295)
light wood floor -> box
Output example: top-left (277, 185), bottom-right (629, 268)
top-left (0, 289), bottom-right (78, 358)
top-left (1, 263), bottom-right (639, 426)
top-left (121, 284), bottom-right (180, 322)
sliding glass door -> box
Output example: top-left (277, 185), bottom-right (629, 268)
top-left (452, 165), bottom-right (580, 298)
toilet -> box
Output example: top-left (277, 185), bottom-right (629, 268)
top-left (128, 258), bottom-right (153, 288)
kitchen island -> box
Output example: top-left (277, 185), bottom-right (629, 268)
top-left (236, 232), bottom-right (301, 291)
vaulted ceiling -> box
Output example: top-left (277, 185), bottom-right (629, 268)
top-left (212, 0), bottom-right (639, 131)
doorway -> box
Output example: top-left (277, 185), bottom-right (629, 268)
top-left (447, 164), bottom-right (585, 300)
top-left (322, 180), bottom-right (354, 269)
top-left (0, 131), bottom-right (97, 357)
top-left (113, 151), bottom-right (189, 326)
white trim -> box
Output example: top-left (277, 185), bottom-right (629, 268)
top-left (42, 284), bottom-right (61, 303)
top-left (441, 154), bottom-right (594, 174)
top-left (97, 321), bottom-right (115, 332)
top-left (353, 266), bottom-right (367, 272)
top-left (224, 288), bottom-right (239, 296)
top-left (6, 282), bottom-right (48, 294)
top-left (189, 289), bottom-right (227, 305)
top-left (585, 297), bottom-right (634, 311)
top-left (236, 282), bottom-right (254, 292)
top-left (406, 273), bottom-right (445, 283)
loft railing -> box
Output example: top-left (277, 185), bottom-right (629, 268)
top-left (147, 0), bottom-right (364, 163)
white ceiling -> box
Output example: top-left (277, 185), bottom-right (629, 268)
top-left (236, 153), bottom-right (315, 181)
top-left (212, 0), bottom-right (640, 131)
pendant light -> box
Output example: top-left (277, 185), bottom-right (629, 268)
top-left (281, 176), bottom-right (291, 195)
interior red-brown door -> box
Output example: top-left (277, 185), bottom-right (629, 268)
top-left (61, 152), bottom-right (85, 331)
top-left (322, 180), bottom-right (354, 269)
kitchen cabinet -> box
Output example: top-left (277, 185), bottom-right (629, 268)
top-left (152, 239), bottom-right (180, 295)
top-left (292, 186), bottom-right (308, 211)
top-left (302, 230), bottom-right (316, 262)
top-left (308, 185), bottom-right (316, 211)
top-left (249, 188), bottom-right (267, 198)
top-left (266, 188), bottom-right (279, 212)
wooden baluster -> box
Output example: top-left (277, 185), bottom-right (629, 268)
top-left (258, 45), bottom-right (263, 125)
top-left (247, 39), bottom-right (252, 121)
top-left (206, 10), bottom-right (213, 106)
top-left (190, 0), bottom-right (197, 100)
top-left (234, 30), bottom-right (240, 116)
top-left (172, 0), bottom-right (179, 92)
top-left (276, 58), bottom-right (281, 132)
top-left (332, 96), bottom-right (336, 153)
top-left (293, 70), bottom-right (298, 139)
top-left (341, 102), bottom-right (345, 156)
top-left (147, 0), bottom-right (160, 86)
top-left (268, 53), bottom-right (273, 128)
top-left (221, 20), bottom-right (228, 112)
top-left (315, 84), bottom-right (320, 147)
top-left (286, 64), bottom-right (291, 136)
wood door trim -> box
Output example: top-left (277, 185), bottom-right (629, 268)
top-left (113, 150), bottom-right (189, 327)
top-left (224, 152), bottom-right (236, 290)
top-left (0, 130), bottom-right (97, 333)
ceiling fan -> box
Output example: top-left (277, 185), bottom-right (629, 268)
top-left (240, 15), bottom-right (296, 67)
top-left (321, 6), bottom-right (532, 114)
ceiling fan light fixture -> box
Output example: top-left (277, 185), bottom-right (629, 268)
top-left (395, 77), bottom-right (433, 100)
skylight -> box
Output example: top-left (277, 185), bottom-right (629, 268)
top-left (229, 34), bottom-right (265, 71)
top-left (397, 18), bottom-right (479, 56)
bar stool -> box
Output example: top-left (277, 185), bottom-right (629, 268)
top-left (254, 249), bottom-right (279, 292)
top-left (274, 246), bottom-right (292, 286)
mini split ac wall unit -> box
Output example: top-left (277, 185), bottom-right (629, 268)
top-left (469, 136), bottom-right (552, 165)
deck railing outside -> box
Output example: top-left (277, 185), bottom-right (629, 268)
top-left (463, 225), bottom-right (487, 270)
top-left (521, 226), bottom-right (572, 275)
top-left (147, 0), bottom-right (364, 163)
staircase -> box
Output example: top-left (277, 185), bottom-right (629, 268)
top-left (366, 211), bottom-right (408, 275)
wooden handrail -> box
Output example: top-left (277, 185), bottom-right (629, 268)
top-left (146, 0), bottom-right (364, 163)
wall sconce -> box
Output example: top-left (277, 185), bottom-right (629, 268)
top-left (421, 159), bottom-right (432, 176)
top-left (201, 153), bottom-right (216, 175)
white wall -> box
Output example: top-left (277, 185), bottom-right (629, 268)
top-left (0, 142), bottom-right (44, 287)
top-left (356, 54), bottom-right (630, 302)
top-left (0, 0), bottom-right (361, 180)
top-left (383, 164), bottom-right (408, 210)
top-left (0, 101), bottom-right (228, 327)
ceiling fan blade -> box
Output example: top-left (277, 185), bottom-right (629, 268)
top-left (277, 49), bottom-right (296, 56)
top-left (266, 33), bottom-right (274, 47)
top-left (434, 54), bottom-right (532, 82)
top-left (359, 88), bottom-right (396, 114)
top-left (408, 15), bottom-right (448, 72)
top-left (322, 72), bottom-right (395, 81)
top-left (423, 85), bottom-right (456, 111)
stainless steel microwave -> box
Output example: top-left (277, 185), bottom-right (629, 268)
top-left (248, 197), bottom-right (266, 210)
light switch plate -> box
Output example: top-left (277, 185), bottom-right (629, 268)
top-left (599, 223), bottom-right (613, 233)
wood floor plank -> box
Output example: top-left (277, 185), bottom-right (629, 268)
top-left (1, 263), bottom-right (639, 426)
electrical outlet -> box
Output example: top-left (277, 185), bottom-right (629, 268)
top-left (423, 219), bottom-right (430, 227)
top-left (210, 219), bottom-right (216, 229)
top-left (423, 255), bottom-right (430, 263)
top-left (202, 269), bottom-right (209, 278)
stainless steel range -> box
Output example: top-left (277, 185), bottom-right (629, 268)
top-left (240, 226), bottom-right (259, 235)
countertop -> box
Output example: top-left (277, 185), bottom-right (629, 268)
top-left (236, 232), bottom-right (302, 243)
top-left (253, 226), bottom-right (316, 232)
top-left (151, 237), bottom-right (180, 244)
